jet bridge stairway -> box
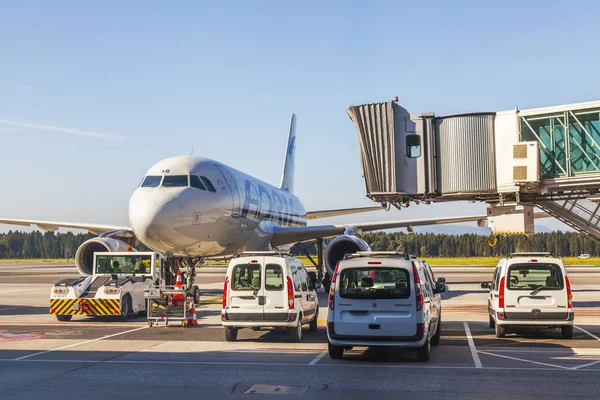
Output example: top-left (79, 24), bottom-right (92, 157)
top-left (537, 198), bottom-right (600, 243)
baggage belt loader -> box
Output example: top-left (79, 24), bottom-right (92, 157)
top-left (50, 252), bottom-right (158, 321)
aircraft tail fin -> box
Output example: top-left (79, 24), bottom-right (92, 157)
top-left (279, 113), bottom-right (297, 194)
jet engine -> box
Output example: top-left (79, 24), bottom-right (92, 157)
top-left (324, 235), bottom-right (371, 276)
top-left (74, 237), bottom-right (134, 276)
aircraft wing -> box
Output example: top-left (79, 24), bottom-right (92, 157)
top-left (0, 218), bottom-right (130, 236)
top-left (271, 212), bottom-right (550, 247)
top-left (305, 206), bottom-right (383, 220)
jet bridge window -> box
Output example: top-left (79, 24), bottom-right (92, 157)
top-left (406, 135), bottom-right (421, 158)
top-left (162, 175), bottom-right (189, 187)
top-left (190, 175), bottom-right (207, 191)
top-left (200, 176), bottom-right (217, 192)
top-left (141, 176), bottom-right (162, 188)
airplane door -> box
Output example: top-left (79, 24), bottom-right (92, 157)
top-left (215, 165), bottom-right (241, 217)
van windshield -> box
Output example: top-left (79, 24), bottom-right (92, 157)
top-left (507, 263), bottom-right (564, 291)
top-left (339, 267), bottom-right (410, 299)
top-left (232, 264), bottom-right (261, 291)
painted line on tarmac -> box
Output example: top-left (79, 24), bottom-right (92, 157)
top-left (576, 326), bottom-right (600, 341)
top-left (571, 360), bottom-right (600, 370)
top-left (463, 322), bottom-right (482, 368)
top-left (0, 322), bottom-right (148, 327)
top-left (477, 350), bottom-right (571, 370)
top-left (13, 326), bottom-right (148, 361)
top-left (0, 288), bottom-right (43, 294)
top-left (4, 358), bottom-right (600, 372)
top-left (308, 350), bottom-right (327, 365)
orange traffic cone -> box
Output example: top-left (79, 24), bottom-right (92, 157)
top-left (173, 270), bottom-right (185, 305)
top-left (187, 306), bottom-right (198, 326)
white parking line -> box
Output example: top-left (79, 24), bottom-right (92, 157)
top-left (0, 288), bottom-right (43, 294)
top-left (575, 326), bottom-right (600, 341)
top-left (13, 326), bottom-right (147, 361)
top-left (3, 358), bottom-right (600, 372)
top-left (463, 322), bottom-right (482, 368)
top-left (308, 350), bottom-right (327, 365)
top-left (571, 360), bottom-right (600, 370)
top-left (477, 350), bottom-right (571, 370)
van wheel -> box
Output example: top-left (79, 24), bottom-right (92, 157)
top-left (488, 313), bottom-right (495, 329)
top-left (309, 308), bottom-right (318, 332)
top-left (289, 318), bottom-right (302, 342)
top-left (562, 326), bottom-right (574, 339)
top-left (56, 315), bottom-right (72, 322)
top-left (328, 342), bottom-right (344, 360)
top-left (431, 319), bottom-right (441, 346)
top-left (495, 323), bottom-right (506, 338)
top-left (416, 337), bottom-right (431, 361)
top-left (224, 327), bottom-right (238, 341)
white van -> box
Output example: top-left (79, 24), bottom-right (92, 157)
top-left (326, 252), bottom-right (446, 361)
top-left (481, 252), bottom-right (574, 338)
top-left (221, 253), bottom-right (319, 342)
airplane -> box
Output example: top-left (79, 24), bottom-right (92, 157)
top-left (0, 114), bottom-right (494, 289)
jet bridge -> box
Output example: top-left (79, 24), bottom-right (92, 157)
top-left (347, 100), bottom-right (600, 242)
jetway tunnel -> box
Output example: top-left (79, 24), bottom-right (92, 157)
top-left (347, 100), bottom-right (600, 243)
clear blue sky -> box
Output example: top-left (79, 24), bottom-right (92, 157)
top-left (1, 0), bottom-right (599, 233)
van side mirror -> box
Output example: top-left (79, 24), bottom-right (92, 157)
top-left (437, 277), bottom-right (446, 285)
top-left (434, 284), bottom-right (446, 294)
top-left (481, 282), bottom-right (491, 289)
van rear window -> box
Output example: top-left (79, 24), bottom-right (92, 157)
top-left (507, 263), bottom-right (564, 291)
top-left (339, 267), bottom-right (410, 299)
top-left (232, 264), bottom-right (261, 291)
top-left (265, 264), bottom-right (283, 291)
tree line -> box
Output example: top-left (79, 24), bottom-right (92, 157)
top-left (0, 230), bottom-right (598, 259)
top-left (291, 231), bottom-right (600, 257)
top-left (0, 231), bottom-right (94, 259)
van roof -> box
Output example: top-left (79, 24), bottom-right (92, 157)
top-left (508, 252), bottom-right (555, 258)
top-left (235, 251), bottom-right (290, 258)
top-left (345, 251), bottom-right (412, 260)
top-left (339, 255), bottom-right (413, 270)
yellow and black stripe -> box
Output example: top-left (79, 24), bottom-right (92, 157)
top-left (50, 298), bottom-right (121, 316)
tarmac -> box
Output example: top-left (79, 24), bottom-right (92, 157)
top-left (1, 262), bottom-right (600, 399)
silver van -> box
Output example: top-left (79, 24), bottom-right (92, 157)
top-left (326, 252), bottom-right (446, 361)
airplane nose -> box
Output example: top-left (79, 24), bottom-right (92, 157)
top-left (129, 189), bottom-right (183, 249)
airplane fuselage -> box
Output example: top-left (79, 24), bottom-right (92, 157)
top-left (128, 156), bottom-right (307, 257)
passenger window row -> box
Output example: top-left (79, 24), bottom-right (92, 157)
top-left (140, 175), bottom-right (217, 192)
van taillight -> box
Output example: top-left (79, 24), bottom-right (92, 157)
top-left (287, 277), bottom-right (294, 309)
top-left (327, 322), bottom-right (335, 334)
top-left (566, 276), bottom-right (573, 309)
top-left (412, 262), bottom-right (424, 312)
top-left (222, 277), bottom-right (229, 309)
top-left (499, 276), bottom-right (505, 309)
top-left (417, 323), bottom-right (424, 334)
top-left (328, 262), bottom-right (339, 311)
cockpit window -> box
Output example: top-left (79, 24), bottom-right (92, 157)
top-left (141, 176), bottom-right (162, 188)
top-left (200, 176), bottom-right (216, 192)
top-left (162, 175), bottom-right (189, 187)
top-left (190, 175), bottom-right (207, 191)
